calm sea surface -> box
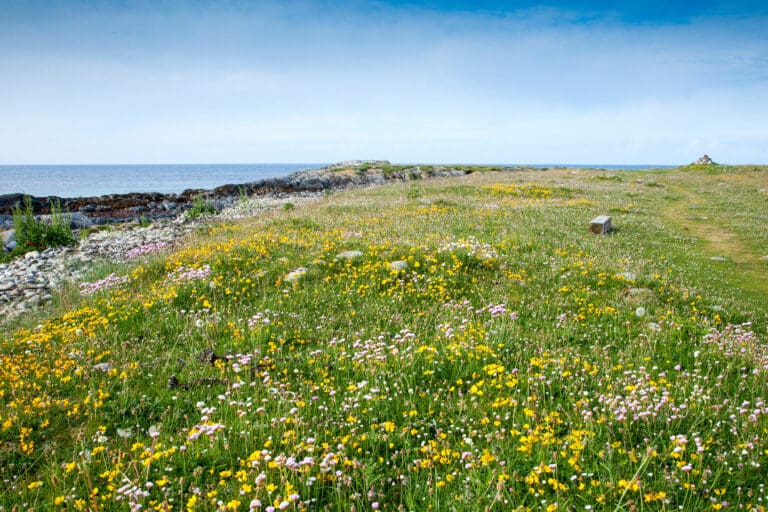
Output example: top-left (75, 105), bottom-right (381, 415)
top-left (0, 164), bottom-right (325, 197)
top-left (0, 163), bottom-right (672, 198)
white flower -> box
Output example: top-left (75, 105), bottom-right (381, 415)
top-left (389, 260), bottom-right (408, 271)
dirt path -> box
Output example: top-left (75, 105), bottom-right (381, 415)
top-left (663, 185), bottom-right (759, 264)
top-left (660, 182), bottom-right (768, 297)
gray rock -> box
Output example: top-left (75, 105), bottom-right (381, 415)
top-left (336, 250), bottom-right (364, 260)
top-left (709, 256), bottom-right (727, 262)
top-left (68, 212), bottom-right (93, 229)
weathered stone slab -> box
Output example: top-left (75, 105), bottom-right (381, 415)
top-left (589, 215), bottom-right (612, 234)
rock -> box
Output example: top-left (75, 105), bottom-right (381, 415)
top-left (618, 272), bottom-right (636, 281)
top-left (0, 193), bottom-right (27, 211)
top-left (24, 250), bottom-right (40, 259)
top-left (336, 250), bottom-right (364, 260)
top-left (68, 212), bottom-right (93, 229)
top-left (589, 215), bottom-right (612, 234)
top-left (0, 280), bottom-right (15, 291)
top-left (3, 230), bottom-right (16, 252)
top-left (92, 362), bottom-right (114, 372)
top-left (285, 267), bottom-right (308, 282)
top-left (709, 256), bottom-right (727, 262)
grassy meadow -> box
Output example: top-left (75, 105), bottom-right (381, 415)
top-left (2, 165), bottom-right (767, 511)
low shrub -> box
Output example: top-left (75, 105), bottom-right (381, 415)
top-left (11, 195), bottom-right (75, 254)
top-left (186, 195), bottom-right (217, 219)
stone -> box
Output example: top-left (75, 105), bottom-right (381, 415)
top-left (710, 256), bottom-right (727, 262)
top-left (68, 212), bottom-right (93, 229)
top-left (0, 280), bottom-right (15, 291)
top-left (694, 154), bottom-right (715, 165)
top-left (24, 250), bottom-right (40, 259)
top-left (589, 215), bottom-right (612, 234)
top-left (92, 362), bottom-right (114, 372)
top-left (336, 250), bottom-right (364, 260)
top-left (618, 272), bottom-right (636, 281)
top-left (284, 267), bottom-right (308, 282)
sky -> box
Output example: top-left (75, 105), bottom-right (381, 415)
top-left (0, 0), bottom-right (767, 165)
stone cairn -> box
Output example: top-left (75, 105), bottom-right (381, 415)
top-left (694, 154), bottom-right (715, 165)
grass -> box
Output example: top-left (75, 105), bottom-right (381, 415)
top-left (1, 165), bottom-right (767, 511)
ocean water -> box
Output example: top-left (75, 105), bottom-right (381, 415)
top-left (0, 163), bottom-right (325, 198)
top-left (0, 162), bottom-right (673, 198)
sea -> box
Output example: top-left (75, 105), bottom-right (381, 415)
top-left (0, 163), bottom-right (673, 198)
top-left (0, 163), bottom-right (325, 198)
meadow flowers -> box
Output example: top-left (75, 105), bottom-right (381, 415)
top-left (4, 168), bottom-right (768, 511)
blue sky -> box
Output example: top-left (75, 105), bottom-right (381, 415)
top-left (0, 0), bottom-right (766, 164)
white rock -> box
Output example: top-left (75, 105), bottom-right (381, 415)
top-left (336, 250), bottom-right (364, 260)
top-left (92, 362), bottom-right (114, 372)
top-left (284, 267), bottom-right (308, 282)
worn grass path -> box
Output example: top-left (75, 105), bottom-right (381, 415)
top-left (659, 171), bottom-right (768, 303)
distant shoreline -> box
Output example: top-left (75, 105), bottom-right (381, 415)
top-left (0, 163), bottom-right (676, 198)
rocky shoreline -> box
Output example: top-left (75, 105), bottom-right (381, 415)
top-left (0, 161), bottom-right (502, 322)
top-left (0, 193), bottom-right (322, 322)
top-left (0, 160), bottom-right (478, 227)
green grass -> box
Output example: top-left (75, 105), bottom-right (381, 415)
top-left (1, 166), bottom-right (767, 511)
